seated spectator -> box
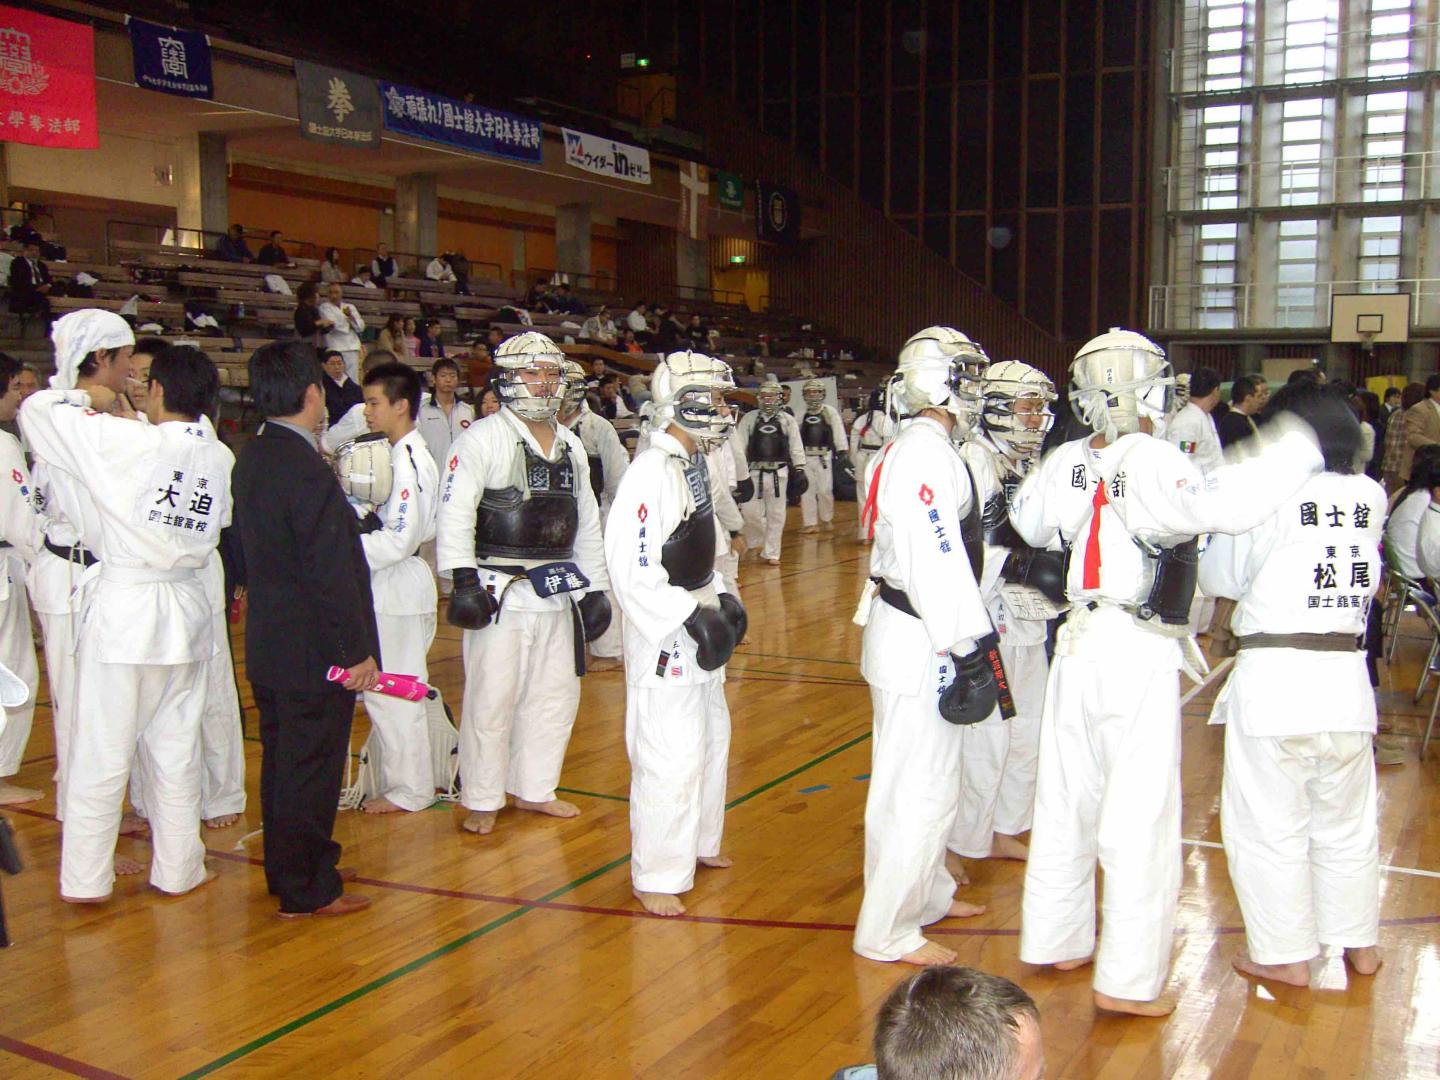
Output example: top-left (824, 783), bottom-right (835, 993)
top-left (350, 266), bottom-right (378, 289)
top-left (448, 250), bottom-right (472, 296)
top-left (257, 230), bottom-right (295, 267)
top-left (581, 306), bottom-right (618, 345)
top-left (585, 357), bottom-right (606, 390)
top-left (830, 966), bottom-right (1042, 1080)
top-left (425, 252), bottom-right (457, 285)
top-left (404, 316), bottom-right (422, 357)
top-left (551, 282), bottom-right (586, 315)
top-left (418, 318), bottom-right (446, 358)
top-left (293, 280), bottom-right (333, 344)
top-left (625, 300), bottom-right (651, 340)
top-left (485, 327), bottom-right (505, 355)
top-left (319, 246), bottom-right (346, 283)
top-left (525, 278), bottom-right (553, 309)
top-left (320, 349), bottom-right (363, 425)
top-left (1216, 374), bottom-right (1269, 448)
top-left (370, 243), bottom-right (398, 287)
top-left (684, 313), bottom-right (710, 348)
top-left (1385, 451), bottom-right (1440, 579)
top-left (653, 304), bottom-right (684, 352)
top-left (622, 329), bottom-right (644, 355)
top-left (7, 240), bottom-right (52, 327)
top-left (214, 224), bottom-right (254, 263)
top-left (466, 341), bottom-right (493, 390)
top-left (627, 372), bottom-right (650, 405)
top-left (377, 314), bottom-right (407, 357)
top-left (596, 374), bottom-right (634, 420)
top-left (8, 211), bottom-right (42, 247)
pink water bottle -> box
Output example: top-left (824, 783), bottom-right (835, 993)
top-left (326, 666), bottom-right (438, 701)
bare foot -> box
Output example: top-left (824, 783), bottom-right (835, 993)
top-left (61, 892), bottom-right (111, 905)
top-left (898, 939), bottom-right (958, 966)
top-left (944, 850), bottom-right (971, 885)
top-left (1232, 955), bottom-right (1311, 986)
top-left (945, 899), bottom-right (987, 918)
top-left (1344, 946), bottom-right (1382, 976)
top-left (633, 888), bottom-right (686, 916)
top-left (119, 813), bottom-right (149, 837)
top-left (115, 855), bottom-right (145, 876)
top-left (361, 797), bottom-right (405, 815)
top-left (698, 854), bottom-right (733, 869)
top-left (462, 810), bottom-right (498, 834)
top-left (0, 780), bottom-right (43, 805)
top-left (1054, 956), bottom-right (1093, 971)
top-left (991, 833), bottom-right (1029, 861)
top-left (513, 798), bottom-right (580, 819)
top-left (1094, 991), bottom-right (1174, 1017)
top-left (203, 813), bottom-right (241, 829)
top-left (763, 557), bottom-right (780, 565)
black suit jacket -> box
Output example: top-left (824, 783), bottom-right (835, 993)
top-left (324, 376), bottom-right (363, 426)
top-left (233, 422), bottom-right (380, 692)
top-left (8, 256), bottom-right (50, 310)
top-left (1215, 409), bottom-right (1258, 449)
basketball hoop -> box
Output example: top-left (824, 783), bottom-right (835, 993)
top-left (1359, 330), bottom-right (1377, 354)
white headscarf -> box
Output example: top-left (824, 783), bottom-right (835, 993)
top-left (49, 309), bottom-right (134, 390)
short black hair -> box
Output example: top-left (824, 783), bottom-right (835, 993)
top-left (0, 352), bottom-right (19, 397)
top-left (1385, 386), bottom-right (1402, 401)
top-left (432, 357), bottom-right (459, 376)
top-left (150, 344), bottom-right (219, 420)
top-left (1231, 374), bottom-right (1264, 405)
top-left (1426, 373), bottom-right (1440, 396)
top-left (363, 361), bottom-right (422, 420)
top-left (250, 340), bottom-right (321, 418)
top-left (1189, 367), bottom-right (1221, 399)
top-left (133, 335), bottom-right (171, 360)
top-left (1288, 367), bottom-right (1322, 387)
top-left (321, 349), bottom-right (345, 364)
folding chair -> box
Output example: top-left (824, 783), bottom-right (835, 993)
top-left (1383, 565), bottom-right (1432, 666)
top-left (1410, 580), bottom-right (1440, 704)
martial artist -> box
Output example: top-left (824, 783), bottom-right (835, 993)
top-left (437, 332), bottom-right (611, 836)
top-left (948, 361), bottom-right (1061, 870)
top-left (559, 359), bottom-right (629, 668)
top-left (734, 383), bottom-right (806, 564)
top-left (605, 351), bottom-right (746, 916)
top-left (708, 426), bottom-right (749, 598)
top-left (797, 380), bottom-right (847, 533)
top-left (1011, 328), bottom-right (1331, 1015)
top-left (0, 354), bottom-right (40, 805)
top-left (23, 341), bottom-right (232, 902)
top-left (849, 386), bottom-right (895, 541)
top-left (1199, 381), bottom-right (1384, 987)
top-left (851, 326), bottom-right (997, 967)
top-left (354, 362), bottom-right (440, 813)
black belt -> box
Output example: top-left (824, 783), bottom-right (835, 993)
top-left (477, 561), bottom-right (587, 677)
top-left (44, 538), bottom-right (96, 567)
top-left (1236, 632), bottom-right (1363, 653)
top-left (876, 578), bottom-right (918, 618)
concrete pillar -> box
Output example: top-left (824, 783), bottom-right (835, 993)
top-left (555, 203), bottom-right (592, 278)
top-left (173, 131), bottom-right (229, 245)
top-left (395, 173), bottom-right (438, 262)
top-left (676, 232), bottom-right (707, 297)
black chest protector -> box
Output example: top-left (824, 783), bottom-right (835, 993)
top-left (748, 415), bottom-right (788, 464)
top-left (660, 454), bottom-right (716, 590)
top-left (475, 440), bottom-right (579, 561)
top-left (959, 463), bottom-right (984, 580)
top-left (800, 411), bottom-right (833, 450)
top-left (981, 474), bottom-right (1024, 550)
top-left (577, 417), bottom-right (605, 499)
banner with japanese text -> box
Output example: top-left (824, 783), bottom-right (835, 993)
top-left (0, 6), bottom-right (96, 149)
top-left (380, 82), bottom-right (541, 163)
top-left (128, 17), bottom-right (212, 99)
top-left (561, 127), bottom-right (650, 184)
top-left (296, 61), bottom-right (380, 148)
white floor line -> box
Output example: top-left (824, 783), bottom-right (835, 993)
top-left (1183, 837), bottom-right (1440, 880)
top-left (1180, 656), bottom-right (1233, 707)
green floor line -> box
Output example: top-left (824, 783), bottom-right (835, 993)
top-left (556, 786), bottom-right (630, 803)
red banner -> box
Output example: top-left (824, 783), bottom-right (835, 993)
top-left (0, 6), bottom-right (96, 149)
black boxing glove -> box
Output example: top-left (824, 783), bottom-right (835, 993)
top-left (734, 476), bottom-right (755, 504)
top-left (684, 604), bottom-right (737, 671)
top-left (447, 567), bottom-right (498, 631)
top-left (357, 510), bottom-right (384, 534)
top-left (1001, 547), bottom-right (1067, 605)
top-left (786, 467), bottom-right (809, 499)
top-left (578, 591), bottom-right (612, 641)
top-left (938, 638), bottom-right (999, 725)
top-left (718, 591), bottom-right (748, 644)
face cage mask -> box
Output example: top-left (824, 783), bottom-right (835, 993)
top-left (803, 390), bottom-right (825, 413)
top-left (498, 360), bottom-right (565, 422)
top-left (983, 394), bottom-right (1056, 457)
top-left (669, 384), bottom-right (736, 447)
top-left (1070, 363), bottom-right (1175, 440)
top-left (757, 392), bottom-right (782, 418)
top-left (560, 380), bottom-right (587, 415)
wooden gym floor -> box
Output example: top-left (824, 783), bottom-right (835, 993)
top-left (1, 508), bottom-right (1437, 1078)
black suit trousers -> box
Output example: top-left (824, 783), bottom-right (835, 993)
top-left (255, 683), bottom-right (354, 913)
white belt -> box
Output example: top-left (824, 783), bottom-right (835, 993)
top-left (100, 565), bottom-right (197, 585)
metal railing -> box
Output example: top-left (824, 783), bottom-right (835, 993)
top-left (104, 219), bottom-right (327, 266)
top-left (1149, 278), bottom-right (1440, 332)
top-left (517, 266), bottom-right (617, 294)
top-left (1163, 150), bottom-right (1440, 212)
top-left (666, 283), bottom-right (747, 307)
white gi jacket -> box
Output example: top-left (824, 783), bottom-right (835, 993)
top-left (605, 430), bottom-right (730, 688)
top-left (416, 395), bottom-right (476, 468)
top-left (1200, 472), bottom-right (1384, 737)
top-left (960, 436), bottom-right (1047, 648)
top-left (20, 388), bottom-right (232, 664)
top-left (1416, 497), bottom-right (1440, 579)
top-left (850, 410), bottom-right (895, 456)
top-left (318, 301), bottom-right (365, 354)
top-left (1384, 488), bottom-right (1427, 579)
top-left (320, 402), bottom-right (367, 456)
top-left (1167, 402), bottom-right (1224, 474)
top-left (436, 407), bottom-right (609, 612)
top-left (564, 404), bottom-right (630, 514)
top-left (362, 428), bottom-right (438, 617)
top-left (0, 430), bottom-right (38, 601)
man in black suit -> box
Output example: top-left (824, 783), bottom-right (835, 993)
top-left (233, 340), bottom-right (380, 918)
top-left (8, 241), bottom-right (52, 327)
top-left (1216, 373), bottom-right (1270, 448)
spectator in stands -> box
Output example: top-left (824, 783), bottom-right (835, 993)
top-left (465, 338), bottom-right (493, 389)
top-left (477, 386), bottom-right (501, 417)
top-left (350, 266), bottom-right (378, 290)
top-left (525, 278), bottom-right (552, 310)
top-left (622, 329), bottom-right (644, 355)
top-left (448, 250), bottom-right (472, 296)
top-left (403, 316), bottom-right (422, 357)
top-left (416, 357), bottom-right (475, 468)
top-left (213, 224), bottom-right (254, 263)
top-left (581, 306), bottom-right (618, 345)
top-left (684, 313), bottom-right (710, 349)
top-left (585, 357), bottom-right (606, 390)
top-left (425, 252), bottom-right (457, 285)
top-left (1382, 381), bottom-right (1426, 492)
top-left (831, 966), bottom-right (1043, 1080)
top-left (7, 240), bottom-right (51, 328)
top-left (14, 365), bottom-right (39, 402)
top-left (485, 327), bottom-right (505, 355)
top-left (625, 301), bottom-right (652, 342)
top-left (1216, 374), bottom-right (1269, 448)
top-left (8, 211), bottom-right (43, 247)
top-left (418, 318), bottom-right (446, 359)
top-left (294, 282), bottom-right (330, 345)
top-left (319, 247), bottom-right (346, 284)
top-left (551, 282), bottom-right (586, 316)
top-left (257, 230), bottom-right (294, 267)
top-left (318, 283), bottom-right (365, 383)
top-left (653, 305), bottom-right (685, 352)
top-left (378, 314), bottom-right (407, 358)
top-left (321, 349), bottom-right (363, 425)
top-left (596, 374), bottom-right (634, 420)
top-left (371, 243), bottom-right (398, 287)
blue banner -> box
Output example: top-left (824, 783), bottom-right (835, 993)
top-left (128, 17), bottom-right (212, 100)
top-left (380, 82), bottom-right (541, 163)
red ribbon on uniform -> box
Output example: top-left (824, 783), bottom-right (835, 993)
top-left (1081, 480), bottom-right (1108, 591)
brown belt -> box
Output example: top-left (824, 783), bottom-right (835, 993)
top-left (1235, 632), bottom-right (1362, 653)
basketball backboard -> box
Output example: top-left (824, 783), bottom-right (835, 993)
top-left (1330, 292), bottom-right (1411, 343)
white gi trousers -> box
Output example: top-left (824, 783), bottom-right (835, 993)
top-left (1222, 727), bottom-right (1379, 964)
top-left (36, 559), bottom-right (88, 820)
top-left (741, 466), bottom-right (789, 561)
top-left (364, 612), bottom-right (438, 811)
top-left (854, 660), bottom-right (965, 961)
top-left (800, 451), bottom-right (834, 526)
top-left (948, 637), bottom-right (1048, 853)
top-left (200, 609), bottom-right (245, 818)
top-left (626, 681), bottom-right (731, 894)
top-left (458, 608), bottom-right (581, 811)
top-left (340, 350), bottom-right (360, 385)
top-left (1020, 608), bottom-right (1182, 1001)
top-left (0, 555), bottom-right (39, 779)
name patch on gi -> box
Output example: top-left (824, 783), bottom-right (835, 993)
top-left (525, 561), bottom-right (590, 597)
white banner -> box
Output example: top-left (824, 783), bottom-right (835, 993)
top-left (562, 127), bottom-right (651, 185)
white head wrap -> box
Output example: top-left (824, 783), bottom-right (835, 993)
top-left (49, 309), bottom-right (135, 390)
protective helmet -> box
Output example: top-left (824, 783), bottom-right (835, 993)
top-left (982, 360), bottom-right (1056, 460)
top-left (559, 358), bottom-right (588, 416)
top-left (894, 326), bottom-right (990, 434)
top-left (334, 431), bottom-right (393, 506)
top-left (1172, 371), bottom-right (1192, 413)
top-left (757, 381), bottom-right (784, 418)
top-left (802, 379), bottom-right (825, 412)
top-left (494, 331), bottom-right (566, 422)
top-left (652, 351), bottom-right (736, 447)
top-left (1069, 328), bottom-right (1173, 440)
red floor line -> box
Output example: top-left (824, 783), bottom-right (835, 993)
top-left (0, 1034), bottom-right (129, 1080)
